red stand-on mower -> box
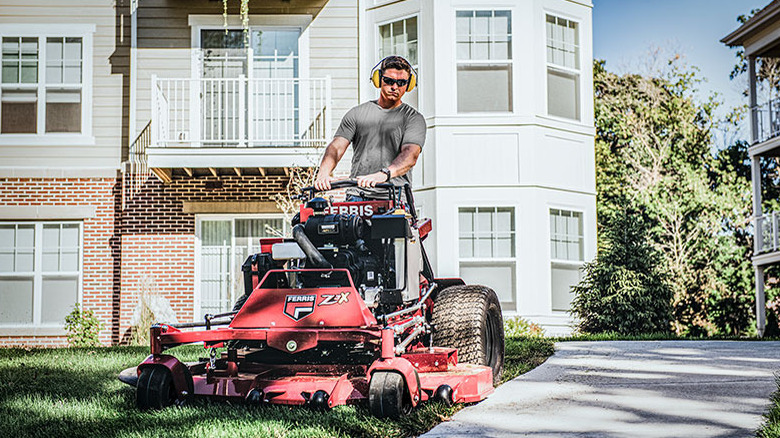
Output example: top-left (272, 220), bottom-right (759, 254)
top-left (119, 181), bottom-right (504, 418)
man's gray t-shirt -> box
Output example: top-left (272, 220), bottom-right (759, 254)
top-left (334, 101), bottom-right (426, 198)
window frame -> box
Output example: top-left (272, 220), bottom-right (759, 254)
top-left (0, 221), bottom-right (83, 330)
top-left (457, 206), bottom-right (517, 307)
top-left (549, 207), bottom-right (585, 263)
top-left (0, 24), bottom-right (95, 146)
top-left (548, 207), bottom-right (585, 312)
top-left (544, 13), bottom-right (582, 121)
top-left (376, 13), bottom-right (421, 109)
top-left (454, 9), bottom-right (514, 114)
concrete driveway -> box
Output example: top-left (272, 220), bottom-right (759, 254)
top-left (423, 341), bottom-right (780, 438)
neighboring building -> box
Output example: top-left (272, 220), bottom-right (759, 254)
top-left (0, 0), bottom-right (595, 346)
top-left (0, 0), bottom-right (122, 346)
top-left (722, 0), bottom-right (780, 337)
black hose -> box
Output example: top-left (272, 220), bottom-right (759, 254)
top-left (292, 224), bottom-right (332, 268)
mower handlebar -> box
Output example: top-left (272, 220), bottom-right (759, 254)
top-left (302, 179), bottom-right (396, 192)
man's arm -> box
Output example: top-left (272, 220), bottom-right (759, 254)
top-left (314, 136), bottom-right (350, 191)
top-left (356, 143), bottom-right (422, 188)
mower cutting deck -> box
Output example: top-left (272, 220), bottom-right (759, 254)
top-left (121, 181), bottom-right (504, 418)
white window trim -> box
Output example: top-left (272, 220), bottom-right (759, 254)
top-left (543, 12), bottom-right (582, 122)
top-left (0, 24), bottom-right (95, 146)
top-left (548, 207), bottom-right (584, 313)
top-left (0, 221), bottom-right (83, 331)
top-left (194, 214), bottom-right (287, 320)
top-left (454, 8), bottom-right (515, 114)
top-left (456, 205), bottom-right (518, 306)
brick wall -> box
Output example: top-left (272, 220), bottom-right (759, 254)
top-left (118, 174), bottom-right (289, 340)
top-left (0, 177), bottom-right (119, 347)
top-left (119, 234), bottom-right (195, 342)
top-left (123, 175), bottom-right (288, 234)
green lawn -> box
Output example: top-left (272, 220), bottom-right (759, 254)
top-left (0, 336), bottom-right (553, 438)
top-left (758, 376), bottom-right (780, 438)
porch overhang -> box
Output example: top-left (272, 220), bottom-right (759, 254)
top-left (748, 135), bottom-right (780, 158)
top-left (721, 0), bottom-right (780, 56)
top-left (146, 146), bottom-right (321, 182)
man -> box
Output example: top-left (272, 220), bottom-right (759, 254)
top-left (314, 56), bottom-right (426, 199)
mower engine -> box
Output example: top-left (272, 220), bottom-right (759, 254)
top-left (240, 197), bottom-right (425, 315)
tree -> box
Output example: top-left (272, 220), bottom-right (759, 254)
top-left (571, 208), bottom-right (673, 335)
top-left (591, 57), bottom-right (755, 336)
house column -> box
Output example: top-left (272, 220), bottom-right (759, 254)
top-left (749, 55), bottom-right (758, 143)
top-left (756, 266), bottom-right (766, 337)
top-left (748, 54), bottom-right (767, 337)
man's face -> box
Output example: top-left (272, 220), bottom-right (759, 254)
top-left (379, 68), bottom-right (410, 104)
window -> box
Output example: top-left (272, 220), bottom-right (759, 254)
top-left (198, 216), bottom-right (287, 316)
top-left (0, 222), bottom-right (81, 326)
top-left (546, 15), bottom-right (580, 120)
top-left (549, 209), bottom-right (584, 311)
top-left (378, 16), bottom-right (419, 109)
top-left (456, 10), bottom-right (512, 112)
top-left (458, 207), bottom-right (516, 305)
top-left (0, 30), bottom-right (88, 136)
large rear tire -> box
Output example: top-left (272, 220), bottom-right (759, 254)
top-left (368, 371), bottom-right (411, 419)
top-left (136, 366), bottom-right (175, 409)
top-left (432, 285), bottom-right (505, 385)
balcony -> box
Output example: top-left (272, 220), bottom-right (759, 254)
top-left (142, 74), bottom-right (331, 181)
top-left (753, 212), bottom-right (780, 265)
top-left (752, 98), bottom-right (780, 146)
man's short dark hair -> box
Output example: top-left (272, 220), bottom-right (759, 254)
top-left (381, 56), bottom-right (413, 78)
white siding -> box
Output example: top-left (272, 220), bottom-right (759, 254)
top-left (309, 0), bottom-right (359, 124)
top-left (0, 0), bottom-right (123, 170)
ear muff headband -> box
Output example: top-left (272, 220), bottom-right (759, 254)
top-left (371, 56), bottom-right (417, 92)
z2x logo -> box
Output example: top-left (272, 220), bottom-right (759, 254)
top-left (283, 294), bottom-right (316, 321)
top-left (319, 292), bottom-right (349, 306)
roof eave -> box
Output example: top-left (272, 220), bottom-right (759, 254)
top-left (721, 0), bottom-right (780, 47)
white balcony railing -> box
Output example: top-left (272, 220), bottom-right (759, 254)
top-left (752, 99), bottom-right (780, 144)
top-left (755, 212), bottom-right (780, 254)
top-left (151, 75), bottom-right (331, 149)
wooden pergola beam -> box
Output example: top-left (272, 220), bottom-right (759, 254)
top-left (151, 168), bottom-right (172, 183)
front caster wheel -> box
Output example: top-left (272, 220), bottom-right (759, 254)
top-left (136, 366), bottom-right (175, 409)
top-left (368, 371), bottom-right (411, 419)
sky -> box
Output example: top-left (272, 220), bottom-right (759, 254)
top-left (593, 0), bottom-right (769, 142)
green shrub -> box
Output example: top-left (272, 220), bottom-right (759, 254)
top-left (64, 303), bottom-right (104, 347)
top-left (504, 316), bottom-right (545, 338)
top-left (571, 208), bottom-right (674, 335)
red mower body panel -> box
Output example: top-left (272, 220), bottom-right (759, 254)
top-left (230, 270), bottom-right (376, 329)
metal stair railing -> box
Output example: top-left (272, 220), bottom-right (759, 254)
top-left (121, 121), bottom-right (152, 210)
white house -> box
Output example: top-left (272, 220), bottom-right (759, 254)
top-left (358, 0), bottom-right (596, 335)
top-left (0, 0), bottom-right (595, 345)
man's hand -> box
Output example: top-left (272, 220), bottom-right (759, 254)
top-left (314, 136), bottom-right (350, 191)
top-left (356, 172), bottom-right (388, 188)
top-left (314, 174), bottom-right (338, 191)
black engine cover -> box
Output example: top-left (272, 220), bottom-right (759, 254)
top-left (304, 214), bottom-right (367, 247)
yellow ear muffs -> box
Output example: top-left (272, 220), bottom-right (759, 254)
top-left (370, 57), bottom-right (418, 91)
top-left (371, 67), bottom-right (382, 88)
top-left (407, 71), bottom-right (417, 92)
